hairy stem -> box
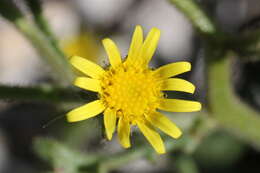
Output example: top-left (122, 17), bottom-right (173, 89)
top-left (0, 85), bottom-right (78, 102)
top-left (14, 18), bottom-right (74, 86)
top-left (168, 0), bottom-right (216, 35)
top-left (25, 0), bottom-right (65, 58)
top-left (0, 0), bottom-right (73, 85)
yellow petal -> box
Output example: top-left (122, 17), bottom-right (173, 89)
top-left (74, 77), bottom-right (101, 92)
top-left (154, 62), bottom-right (191, 78)
top-left (137, 121), bottom-right (165, 154)
top-left (104, 108), bottom-right (117, 140)
top-left (102, 38), bottom-right (122, 68)
top-left (70, 56), bottom-right (105, 79)
top-left (118, 117), bottom-right (131, 148)
top-left (67, 100), bottom-right (105, 122)
top-left (140, 28), bottom-right (160, 65)
top-left (146, 112), bottom-right (182, 139)
top-left (158, 99), bottom-right (201, 112)
top-left (160, 78), bottom-right (195, 94)
top-left (127, 25), bottom-right (143, 63)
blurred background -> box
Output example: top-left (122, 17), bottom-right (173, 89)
top-left (0, 0), bottom-right (260, 172)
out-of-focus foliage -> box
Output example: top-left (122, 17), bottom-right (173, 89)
top-left (62, 32), bottom-right (101, 62)
top-left (0, 0), bottom-right (260, 172)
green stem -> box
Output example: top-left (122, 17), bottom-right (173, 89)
top-left (0, 0), bottom-right (73, 86)
top-left (15, 18), bottom-right (74, 86)
top-left (209, 53), bottom-right (260, 149)
top-left (25, 0), bottom-right (65, 58)
top-left (34, 14), bottom-right (65, 57)
top-left (0, 84), bottom-right (79, 103)
top-left (0, 0), bottom-right (23, 22)
top-left (168, 0), bottom-right (216, 35)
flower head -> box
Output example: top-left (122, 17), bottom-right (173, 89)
top-left (62, 32), bottom-right (100, 62)
top-left (67, 25), bottom-right (201, 154)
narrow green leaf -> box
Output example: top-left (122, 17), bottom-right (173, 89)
top-left (209, 54), bottom-right (260, 149)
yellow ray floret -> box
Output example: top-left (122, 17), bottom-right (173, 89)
top-left (102, 39), bottom-right (122, 68)
top-left (118, 117), bottom-right (131, 148)
top-left (67, 100), bottom-right (105, 122)
top-left (127, 25), bottom-right (143, 63)
top-left (104, 108), bottom-right (117, 140)
top-left (70, 56), bottom-right (105, 79)
top-left (160, 78), bottom-right (195, 93)
top-left (74, 77), bottom-right (101, 92)
top-left (145, 111), bottom-right (182, 139)
top-left (67, 25), bottom-right (201, 154)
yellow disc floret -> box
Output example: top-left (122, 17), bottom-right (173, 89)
top-left (100, 63), bottom-right (162, 124)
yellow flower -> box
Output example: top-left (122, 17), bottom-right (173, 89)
top-left (67, 26), bottom-right (201, 154)
top-left (62, 32), bottom-right (100, 62)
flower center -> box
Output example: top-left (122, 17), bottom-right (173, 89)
top-left (100, 64), bottom-right (162, 123)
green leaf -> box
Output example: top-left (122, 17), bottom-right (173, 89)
top-left (176, 155), bottom-right (199, 173)
top-left (34, 137), bottom-right (99, 173)
top-left (209, 54), bottom-right (260, 149)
